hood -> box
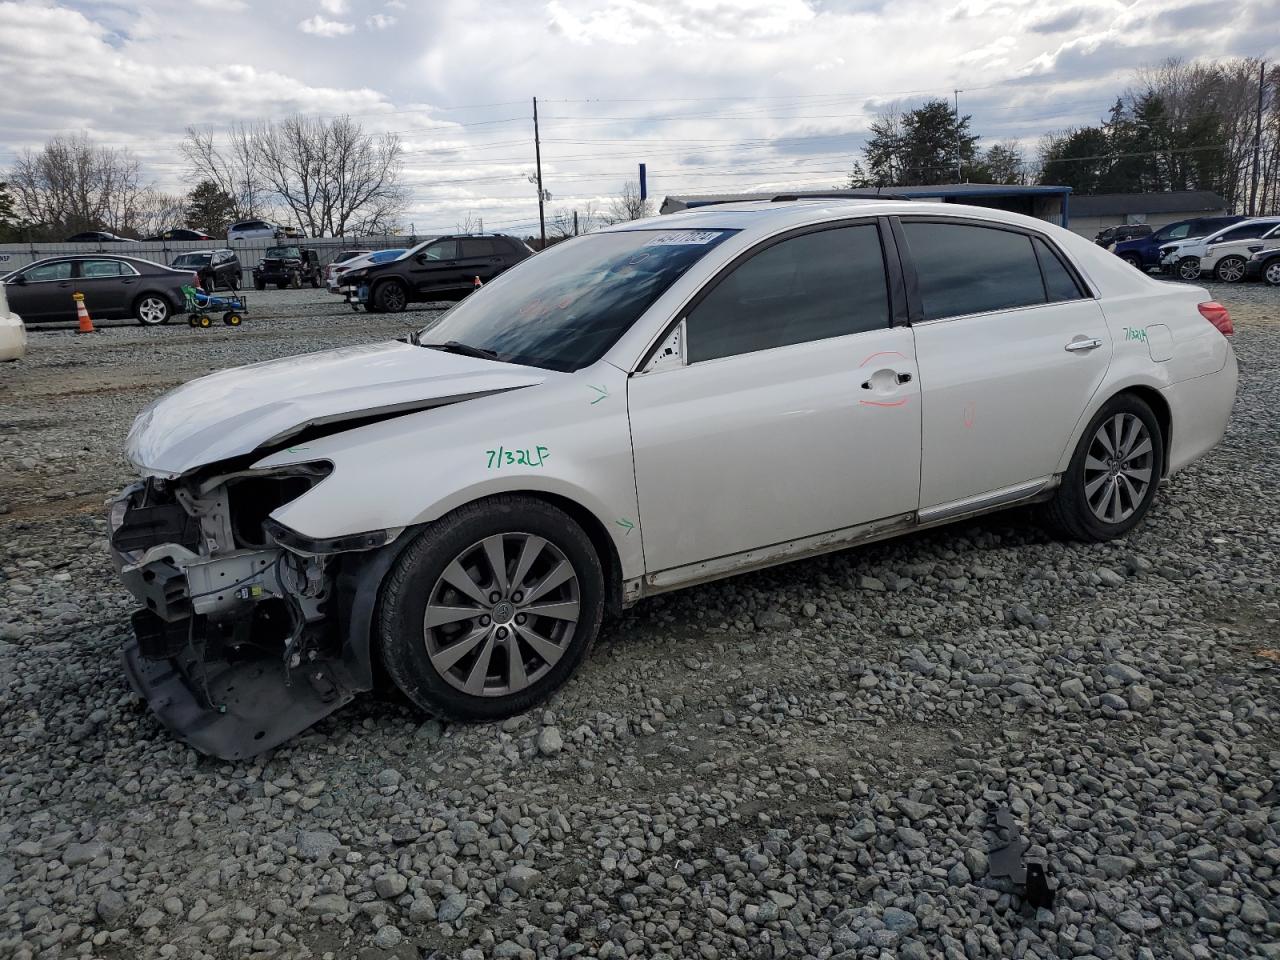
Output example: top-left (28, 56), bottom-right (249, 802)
top-left (125, 340), bottom-right (549, 476)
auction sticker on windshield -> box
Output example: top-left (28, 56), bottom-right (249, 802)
top-left (643, 231), bottom-right (723, 246)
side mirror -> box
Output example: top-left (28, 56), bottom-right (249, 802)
top-left (9, 274), bottom-right (25, 285)
top-left (415, 253), bottom-right (428, 264)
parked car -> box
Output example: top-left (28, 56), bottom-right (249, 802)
top-left (1198, 222), bottom-right (1280, 283)
top-left (1112, 216), bottom-right (1245, 271)
top-left (1094, 224), bottom-right (1151, 247)
top-left (1245, 245), bottom-right (1280, 285)
top-left (322, 249), bottom-right (372, 289)
top-left (108, 199), bottom-right (1239, 759)
top-left (227, 220), bottom-right (281, 242)
top-left (253, 246), bottom-right (321, 289)
top-left (1158, 217), bottom-right (1280, 281)
top-left (338, 234), bottom-right (533, 312)
top-left (0, 280), bottom-right (25, 362)
top-left (2, 255), bottom-right (190, 325)
top-left (170, 249), bottom-right (242, 291)
top-left (63, 231), bottom-right (136, 243)
top-left (327, 248), bottom-right (406, 294)
top-left (145, 229), bottom-right (213, 241)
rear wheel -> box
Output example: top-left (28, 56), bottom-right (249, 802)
top-left (378, 496), bottom-right (605, 721)
top-left (1045, 394), bottom-right (1163, 542)
top-left (135, 295), bottom-right (170, 326)
top-left (374, 279), bottom-right (408, 313)
top-left (1176, 257), bottom-right (1201, 281)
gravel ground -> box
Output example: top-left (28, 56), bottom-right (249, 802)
top-left (0, 283), bottom-right (1277, 960)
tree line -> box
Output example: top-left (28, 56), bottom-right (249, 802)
top-left (850, 57), bottom-right (1278, 211)
top-left (0, 115), bottom-right (408, 242)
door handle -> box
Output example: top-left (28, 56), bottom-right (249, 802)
top-left (1065, 336), bottom-right (1103, 352)
top-left (861, 370), bottom-right (911, 389)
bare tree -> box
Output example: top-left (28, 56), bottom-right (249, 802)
top-left (181, 115), bottom-right (407, 236)
top-left (128, 189), bottom-right (188, 238)
top-left (8, 134), bottom-right (148, 237)
top-left (604, 181), bottom-right (652, 224)
top-left (547, 202), bottom-right (600, 240)
top-left (456, 212), bottom-right (481, 233)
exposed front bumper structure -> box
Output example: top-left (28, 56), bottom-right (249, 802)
top-left (108, 476), bottom-right (398, 761)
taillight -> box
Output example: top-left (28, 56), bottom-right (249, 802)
top-left (1198, 301), bottom-right (1232, 336)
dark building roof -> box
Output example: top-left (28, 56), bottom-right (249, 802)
top-left (1070, 191), bottom-right (1228, 217)
top-left (660, 183), bottom-right (1071, 213)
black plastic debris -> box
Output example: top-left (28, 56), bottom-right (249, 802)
top-left (989, 804), bottom-right (1057, 909)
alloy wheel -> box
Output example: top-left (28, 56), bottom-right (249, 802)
top-left (1266, 262), bottom-right (1280, 286)
top-left (137, 297), bottom-right (168, 325)
top-left (1083, 413), bottom-right (1154, 524)
top-left (1177, 257), bottom-right (1201, 281)
top-left (422, 533), bottom-right (580, 697)
top-left (1216, 258), bottom-right (1245, 283)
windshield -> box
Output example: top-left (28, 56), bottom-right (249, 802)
top-left (171, 253), bottom-right (211, 267)
top-left (265, 246), bottom-right (300, 258)
top-left (418, 228), bottom-right (735, 372)
top-left (370, 249), bottom-right (406, 263)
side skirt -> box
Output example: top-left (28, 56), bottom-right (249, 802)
top-left (623, 476), bottom-right (1059, 604)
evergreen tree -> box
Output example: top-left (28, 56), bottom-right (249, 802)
top-left (184, 180), bottom-right (236, 236)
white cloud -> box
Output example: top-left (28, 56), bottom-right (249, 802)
top-left (319, 0), bottom-right (348, 13)
top-left (299, 14), bottom-right (354, 36)
top-left (367, 13), bottom-right (397, 29)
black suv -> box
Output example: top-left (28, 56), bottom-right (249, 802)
top-left (339, 234), bottom-right (533, 312)
top-left (253, 246), bottom-right (322, 289)
top-left (170, 249), bottom-right (242, 290)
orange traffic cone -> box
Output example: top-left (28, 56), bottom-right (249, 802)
top-left (473, 275), bottom-right (483, 289)
top-left (73, 292), bottom-right (96, 333)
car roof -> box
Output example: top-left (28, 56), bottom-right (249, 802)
top-left (600, 198), bottom-right (1062, 240)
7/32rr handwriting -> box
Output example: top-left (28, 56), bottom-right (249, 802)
top-left (486, 445), bottom-right (550, 469)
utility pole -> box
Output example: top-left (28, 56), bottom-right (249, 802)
top-left (954, 89), bottom-right (963, 182)
top-left (573, 210), bottom-right (579, 236)
top-left (1249, 61), bottom-right (1265, 216)
top-left (532, 96), bottom-right (546, 248)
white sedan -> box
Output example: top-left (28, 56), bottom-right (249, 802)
top-left (0, 281), bottom-right (26, 362)
top-left (109, 199), bottom-right (1238, 759)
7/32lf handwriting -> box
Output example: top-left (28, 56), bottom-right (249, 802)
top-left (486, 445), bottom-right (550, 469)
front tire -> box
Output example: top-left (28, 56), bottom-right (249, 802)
top-left (1176, 257), bottom-right (1201, 281)
top-left (378, 496), bottom-right (606, 722)
top-left (1214, 256), bottom-right (1246, 283)
top-left (204, 273), bottom-right (218, 292)
top-left (1120, 254), bottom-right (1142, 270)
top-left (1264, 260), bottom-right (1280, 286)
top-left (135, 295), bottom-right (170, 326)
top-left (1045, 394), bottom-right (1163, 542)
top-left (374, 279), bottom-right (408, 313)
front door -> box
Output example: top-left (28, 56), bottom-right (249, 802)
top-left (899, 219), bottom-right (1113, 511)
top-left (407, 239), bottom-right (460, 298)
top-left (7, 260), bottom-right (75, 321)
top-left (628, 222), bottom-right (921, 574)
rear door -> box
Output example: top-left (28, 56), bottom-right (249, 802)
top-left (457, 238), bottom-right (503, 286)
top-left (901, 218), bottom-right (1110, 514)
top-left (75, 259), bottom-right (135, 318)
top-left (628, 220), bottom-right (921, 573)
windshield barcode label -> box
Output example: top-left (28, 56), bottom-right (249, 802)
top-left (643, 231), bottom-right (722, 246)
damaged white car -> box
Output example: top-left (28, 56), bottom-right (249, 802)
top-left (111, 198), bottom-right (1238, 759)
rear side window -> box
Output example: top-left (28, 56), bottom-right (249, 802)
top-left (902, 221), bottom-right (1046, 321)
top-left (79, 260), bottom-right (127, 278)
top-left (685, 224), bottom-right (890, 363)
top-left (461, 238), bottom-right (496, 257)
top-left (1032, 238), bottom-right (1085, 302)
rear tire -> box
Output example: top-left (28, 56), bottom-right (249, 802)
top-left (1044, 394), bottom-right (1163, 542)
top-left (378, 496), bottom-right (605, 722)
top-left (134, 294), bottom-right (170, 326)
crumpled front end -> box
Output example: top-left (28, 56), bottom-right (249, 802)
top-left (108, 464), bottom-right (393, 760)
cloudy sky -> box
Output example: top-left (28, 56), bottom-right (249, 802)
top-left (0, 0), bottom-right (1275, 235)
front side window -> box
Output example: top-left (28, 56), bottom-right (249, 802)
top-left (418, 228), bottom-right (735, 372)
top-left (21, 261), bottom-right (73, 282)
top-left (684, 224), bottom-right (890, 363)
top-left (423, 240), bottom-right (458, 261)
top-left (902, 221), bottom-right (1047, 321)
